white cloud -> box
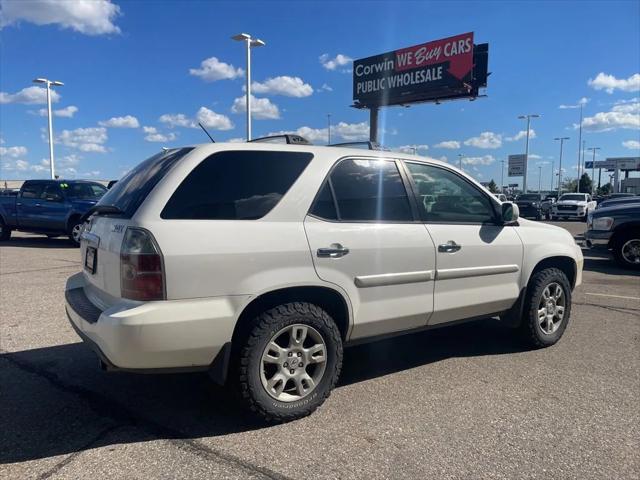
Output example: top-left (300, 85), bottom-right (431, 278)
top-left (58, 154), bottom-right (81, 167)
top-left (251, 76), bottom-right (313, 97)
top-left (143, 126), bottom-right (178, 143)
top-left (0, 86), bottom-right (60, 104)
top-left (267, 121), bottom-right (370, 144)
top-left (225, 137), bottom-right (246, 143)
top-left (462, 155), bottom-right (496, 166)
top-left (559, 97), bottom-right (590, 109)
top-left (38, 105), bottom-right (78, 118)
top-left (396, 144), bottom-right (429, 154)
top-left (319, 83), bottom-right (333, 92)
top-left (57, 127), bottom-right (108, 153)
top-left (189, 57), bottom-right (243, 82)
top-left (588, 72), bottom-right (640, 94)
top-left (99, 115), bottom-right (140, 128)
top-left (528, 154), bottom-right (543, 160)
top-left (231, 95), bottom-right (280, 120)
top-left (196, 107), bottom-right (234, 130)
top-left (505, 129), bottom-right (536, 142)
top-left (0, 0), bottom-right (121, 35)
top-left (463, 131), bottom-right (502, 149)
top-left (319, 53), bottom-right (352, 71)
top-left (159, 113), bottom-right (195, 128)
top-left (578, 101), bottom-right (640, 132)
top-left (433, 140), bottom-right (460, 149)
top-left (0, 145), bottom-right (28, 158)
top-left (623, 140), bottom-right (640, 149)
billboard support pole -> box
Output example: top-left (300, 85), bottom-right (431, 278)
top-left (369, 107), bottom-right (379, 143)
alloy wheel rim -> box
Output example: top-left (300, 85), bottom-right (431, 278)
top-left (260, 324), bottom-right (327, 402)
top-left (537, 282), bottom-right (566, 335)
top-left (72, 223), bottom-right (83, 242)
top-left (621, 239), bottom-right (640, 265)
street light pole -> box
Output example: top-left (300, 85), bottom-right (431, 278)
top-left (588, 147), bottom-right (601, 195)
top-left (576, 102), bottom-right (584, 191)
top-left (554, 137), bottom-right (570, 197)
top-left (33, 78), bottom-right (63, 179)
top-left (500, 159), bottom-right (505, 193)
top-left (327, 114), bottom-right (331, 145)
top-left (551, 160), bottom-right (555, 191)
top-left (458, 153), bottom-right (464, 171)
top-left (518, 114), bottom-right (540, 193)
top-left (232, 33), bottom-right (265, 141)
top-left (538, 165), bottom-right (542, 193)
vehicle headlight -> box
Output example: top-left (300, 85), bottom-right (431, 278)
top-left (592, 216), bottom-right (614, 231)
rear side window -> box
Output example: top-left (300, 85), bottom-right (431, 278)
top-left (21, 182), bottom-right (45, 198)
top-left (98, 148), bottom-right (194, 217)
top-left (161, 150), bottom-right (313, 220)
top-left (319, 158), bottom-right (413, 222)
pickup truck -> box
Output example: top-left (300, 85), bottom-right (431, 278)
top-left (0, 179), bottom-right (107, 244)
top-left (550, 193), bottom-right (597, 222)
top-left (586, 203), bottom-right (640, 269)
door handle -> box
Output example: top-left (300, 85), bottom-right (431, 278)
top-left (438, 241), bottom-right (462, 253)
top-left (35, 203), bottom-right (42, 207)
top-left (317, 243), bottom-right (350, 258)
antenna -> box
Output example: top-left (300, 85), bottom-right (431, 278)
top-left (198, 122), bottom-right (215, 143)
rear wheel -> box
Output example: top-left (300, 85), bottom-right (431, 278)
top-left (519, 268), bottom-right (572, 348)
top-left (67, 219), bottom-right (83, 246)
top-left (236, 302), bottom-right (343, 423)
top-left (612, 232), bottom-right (640, 270)
top-left (0, 218), bottom-right (11, 241)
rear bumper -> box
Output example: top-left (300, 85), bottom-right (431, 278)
top-left (65, 272), bottom-right (248, 371)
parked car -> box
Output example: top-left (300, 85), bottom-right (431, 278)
top-left (515, 193), bottom-right (544, 220)
top-left (65, 143), bottom-right (583, 422)
top-left (551, 193), bottom-right (597, 221)
top-left (0, 179), bottom-right (107, 244)
top-left (596, 195), bottom-right (639, 210)
top-left (493, 193), bottom-right (507, 202)
top-left (586, 203), bottom-right (640, 269)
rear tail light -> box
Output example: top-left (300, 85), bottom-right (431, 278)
top-left (120, 227), bottom-right (165, 301)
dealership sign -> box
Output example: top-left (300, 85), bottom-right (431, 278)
top-left (585, 157), bottom-right (640, 171)
top-left (353, 32), bottom-right (488, 107)
top-left (508, 154), bottom-right (526, 177)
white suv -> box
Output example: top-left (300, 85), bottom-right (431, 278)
top-left (65, 142), bottom-right (583, 422)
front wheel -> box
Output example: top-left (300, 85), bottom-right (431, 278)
top-left (519, 268), bottom-right (572, 348)
top-left (612, 232), bottom-right (640, 270)
top-left (68, 220), bottom-right (84, 246)
top-left (0, 218), bottom-right (11, 241)
top-left (236, 302), bottom-right (343, 423)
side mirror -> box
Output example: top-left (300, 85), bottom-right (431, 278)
top-left (501, 202), bottom-right (519, 224)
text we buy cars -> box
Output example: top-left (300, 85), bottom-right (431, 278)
top-left (354, 32), bottom-right (474, 97)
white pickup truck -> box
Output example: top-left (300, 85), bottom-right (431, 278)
top-left (551, 193), bottom-right (597, 221)
top-left (65, 141), bottom-right (583, 422)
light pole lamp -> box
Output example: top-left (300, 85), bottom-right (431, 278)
top-left (554, 137), bottom-right (570, 197)
top-left (33, 77), bottom-right (63, 179)
top-left (517, 114), bottom-right (540, 193)
top-left (232, 33), bottom-right (265, 141)
top-left (587, 147), bottom-right (601, 194)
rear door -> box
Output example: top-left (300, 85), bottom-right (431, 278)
top-left (304, 157), bottom-right (436, 340)
top-left (16, 181), bottom-right (45, 229)
top-left (403, 161), bottom-right (523, 325)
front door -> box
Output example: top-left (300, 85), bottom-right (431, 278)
top-left (304, 158), bottom-right (436, 340)
top-left (403, 161), bottom-right (523, 325)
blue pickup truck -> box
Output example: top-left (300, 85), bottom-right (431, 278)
top-left (0, 179), bottom-right (107, 245)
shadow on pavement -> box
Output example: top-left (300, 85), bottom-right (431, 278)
top-left (0, 318), bottom-right (525, 465)
top-left (0, 235), bottom-right (74, 250)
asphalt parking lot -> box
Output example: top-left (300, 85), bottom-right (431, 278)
top-left (1, 221), bottom-right (638, 480)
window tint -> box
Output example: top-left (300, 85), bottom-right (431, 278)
top-left (406, 162), bottom-right (496, 223)
top-left (310, 182), bottom-right (338, 220)
top-left (99, 148), bottom-right (194, 217)
top-left (329, 159), bottom-right (412, 222)
top-left (63, 182), bottom-right (107, 199)
top-left (21, 182), bottom-right (45, 199)
top-left (41, 184), bottom-right (63, 200)
top-left (162, 150), bottom-right (313, 220)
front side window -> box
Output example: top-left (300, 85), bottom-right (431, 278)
top-left (320, 158), bottom-right (413, 222)
top-left (21, 182), bottom-right (45, 199)
top-left (162, 150), bottom-right (313, 220)
top-left (405, 162), bottom-right (496, 223)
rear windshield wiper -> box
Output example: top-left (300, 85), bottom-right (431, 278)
top-left (81, 205), bottom-right (125, 222)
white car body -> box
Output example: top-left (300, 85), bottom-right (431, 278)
top-left (552, 193), bottom-right (597, 220)
top-left (65, 143), bottom-right (583, 376)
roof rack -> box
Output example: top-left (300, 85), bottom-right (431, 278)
top-left (249, 134), bottom-right (311, 145)
top-left (329, 141), bottom-right (386, 151)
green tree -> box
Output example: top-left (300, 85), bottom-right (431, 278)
top-left (597, 183), bottom-right (612, 196)
top-left (487, 179), bottom-right (498, 193)
top-left (562, 178), bottom-right (578, 193)
top-left (578, 173), bottom-right (593, 193)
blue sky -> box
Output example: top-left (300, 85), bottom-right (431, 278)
top-left (1, 0), bottom-right (639, 189)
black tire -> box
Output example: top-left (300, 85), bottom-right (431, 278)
top-left (0, 217), bottom-right (11, 241)
top-left (235, 302), bottom-right (343, 423)
top-left (519, 268), bottom-right (572, 349)
top-left (67, 218), bottom-right (83, 246)
top-left (612, 231), bottom-right (640, 270)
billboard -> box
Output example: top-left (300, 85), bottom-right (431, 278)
top-left (585, 157), bottom-right (640, 171)
top-left (353, 32), bottom-right (488, 107)
top-left (508, 154), bottom-right (526, 177)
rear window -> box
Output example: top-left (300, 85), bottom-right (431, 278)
top-left (161, 150), bottom-right (313, 220)
top-left (98, 148), bottom-right (193, 217)
top-left (63, 182), bottom-right (107, 199)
